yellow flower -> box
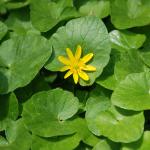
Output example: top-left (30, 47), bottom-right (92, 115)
top-left (58, 45), bottom-right (96, 84)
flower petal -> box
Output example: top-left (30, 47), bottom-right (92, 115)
top-left (64, 70), bottom-right (73, 79)
top-left (82, 65), bottom-right (96, 71)
top-left (58, 56), bottom-right (70, 65)
top-left (75, 45), bottom-right (82, 60)
top-left (66, 48), bottom-right (75, 61)
top-left (78, 70), bottom-right (89, 81)
top-left (81, 53), bottom-right (94, 63)
top-left (60, 66), bottom-right (71, 72)
top-left (73, 71), bottom-right (78, 84)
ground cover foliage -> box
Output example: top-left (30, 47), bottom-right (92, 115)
top-left (0, 0), bottom-right (150, 150)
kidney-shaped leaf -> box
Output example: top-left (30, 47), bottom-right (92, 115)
top-left (0, 34), bottom-right (51, 94)
top-left (86, 96), bottom-right (144, 143)
top-left (45, 16), bottom-right (111, 86)
top-left (112, 72), bottom-right (150, 111)
top-left (22, 88), bottom-right (79, 137)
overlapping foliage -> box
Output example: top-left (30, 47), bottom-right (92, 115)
top-left (0, 0), bottom-right (150, 150)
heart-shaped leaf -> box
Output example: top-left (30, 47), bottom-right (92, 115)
top-left (86, 95), bottom-right (144, 142)
top-left (0, 34), bottom-right (51, 94)
top-left (22, 88), bottom-right (79, 137)
top-left (45, 16), bottom-right (111, 86)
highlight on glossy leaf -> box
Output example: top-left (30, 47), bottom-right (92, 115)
top-left (58, 45), bottom-right (96, 84)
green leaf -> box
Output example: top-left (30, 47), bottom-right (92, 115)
top-left (0, 119), bottom-right (31, 150)
top-left (93, 139), bottom-right (120, 150)
top-left (5, 9), bottom-right (40, 36)
top-left (114, 49), bottom-right (146, 82)
top-left (32, 134), bottom-right (80, 150)
top-left (5, 1), bottom-right (29, 10)
top-left (140, 49), bottom-right (150, 67)
top-left (75, 89), bottom-right (89, 112)
top-left (86, 96), bottom-right (144, 143)
top-left (121, 131), bottom-right (150, 150)
top-left (0, 34), bottom-right (51, 94)
top-left (0, 21), bottom-right (7, 40)
top-left (79, 0), bottom-right (110, 18)
top-left (109, 30), bottom-right (146, 51)
top-left (112, 72), bottom-right (150, 111)
top-left (0, 93), bottom-right (19, 131)
top-left (72, 118), bottom-right (100, 147)
top-left (111, 0), bottom-right (150, 29)
top-left (22, 88), bottom-right (79, 137)
top-left (30, 0), bottom-right (78, 32)
top-left (45, 16), bottom-right (111, 86)
top-left (96, 49), bottom-right (119, 90)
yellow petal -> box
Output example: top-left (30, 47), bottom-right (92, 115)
top-left (78, 70), bottom-right (89, 81)
top-left (82, 65), bottom-right (96, 71)
top-left (81, 53), bottom-right (94, 63)
top-left (73, 71), bottom-right (78, 84)
top-left (60, 66), bottom-right (70, 72)
top-left (58, 56), bottom-right (70, 65)
top-left (75, 45), bottom-right (82, 60)
top-left (64, 70), bottom-right (73, 79)
top-left (66, 48), bottom-right (75, 61)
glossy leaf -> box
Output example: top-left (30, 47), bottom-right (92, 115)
top-left (45, 16), bottom-right (111, 86)
top-left (109, 30), bottom-right (146, 51)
